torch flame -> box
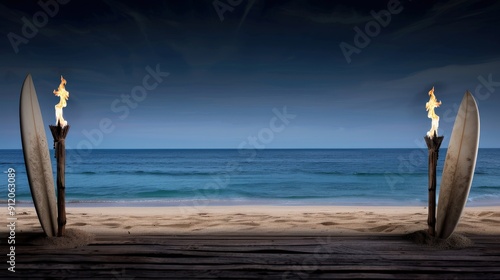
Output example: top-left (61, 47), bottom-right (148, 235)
top-left (53, 75), bottom-right (69, 127)
top-left (425, 86), bottom-right (441, 138)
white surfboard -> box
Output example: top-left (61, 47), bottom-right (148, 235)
top-left (436, 91), bottom-right (480, 239)
top-left (19, 74), bottom-right (58, 237)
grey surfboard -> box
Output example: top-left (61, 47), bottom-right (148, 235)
top-left (436, 91), bottom-right (480, 239)
top-left (19, 74), bottom-right (58, 237)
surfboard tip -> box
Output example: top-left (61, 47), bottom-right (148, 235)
top-left (464, 90), bottom-right (478, 104)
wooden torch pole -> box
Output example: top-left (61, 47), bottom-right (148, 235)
top-left (424, 132), bottom-right (443, 236)
top-left (50, 124), bottom-right (70, 237)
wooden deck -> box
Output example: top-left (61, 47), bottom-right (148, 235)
top-left (4, 233), bottom-right (500, 279)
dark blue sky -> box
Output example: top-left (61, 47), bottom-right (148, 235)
top-left (1, 0), bottom-right (499, 148)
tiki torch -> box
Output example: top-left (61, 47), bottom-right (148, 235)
top-left (49, 75), bottom-right (70, 237)
top-left (424, 87), bottom-right (443, 236)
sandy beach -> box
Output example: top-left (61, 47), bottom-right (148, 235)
top-left (7, 205), bottom-right (500, 236)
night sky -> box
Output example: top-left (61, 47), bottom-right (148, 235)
top-left (1, 0), bottom-right (499, 149)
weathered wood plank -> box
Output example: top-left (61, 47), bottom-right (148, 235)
top-left (2, 234), bottom-right (499, 279)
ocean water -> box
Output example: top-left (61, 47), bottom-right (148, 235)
top-left (1, 149), bottom-right (499, 207)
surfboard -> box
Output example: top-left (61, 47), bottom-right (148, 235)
top-left (19, 74), bottom-right (58, 237)
top-left (436, 91), bottom-right (480, 239)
